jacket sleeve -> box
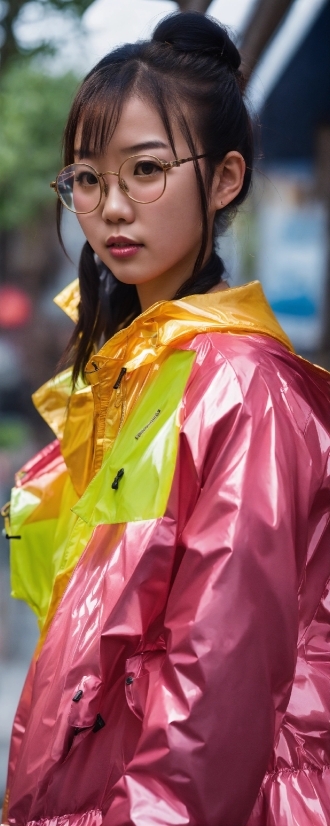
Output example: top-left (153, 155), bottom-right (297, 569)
top-left (105, 350), bottom-right (308, 826)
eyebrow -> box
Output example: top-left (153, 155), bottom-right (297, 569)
top-left (74, 140), bottom-right (170, 159)
top-left (121, 140), bottom-right (170, 153)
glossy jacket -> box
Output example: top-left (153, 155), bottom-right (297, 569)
top-left (4, 282), bottom-right (330, 826)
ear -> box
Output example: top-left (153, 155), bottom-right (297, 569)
top-left (211, 151), bottom-right (246, 211)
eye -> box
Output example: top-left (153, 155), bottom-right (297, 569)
top-left (133, 160), bottom-right (163, 177)
top-left (75, 170), bottom-right (99, 187)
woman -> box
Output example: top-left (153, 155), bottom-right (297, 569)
top-left (3, 12), bottom-right (330, 826)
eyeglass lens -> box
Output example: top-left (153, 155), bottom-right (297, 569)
top-left (56, 155), bottom-right (167, 212)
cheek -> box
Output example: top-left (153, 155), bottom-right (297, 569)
top-left (147, 179), bottom-right (202, 252)
top-left (76, 215), bottom-right (97, 245)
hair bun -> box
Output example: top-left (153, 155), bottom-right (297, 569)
top-left (152, 12), bottom-right (241, 73)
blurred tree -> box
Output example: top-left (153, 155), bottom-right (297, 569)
top-left (0, 61), bottom-right (78, 230)
top-left (0, 0), bottom-right (94, 73)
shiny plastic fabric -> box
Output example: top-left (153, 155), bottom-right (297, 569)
top-left (4, 283), bottom-right (330, 826)
top-left (9, 281), bottom-right (291, 631)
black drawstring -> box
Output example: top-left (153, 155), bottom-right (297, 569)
top-left (93, 713), bottom-right (106, 733)
top-left (111, 468), bottom-right (125, 490)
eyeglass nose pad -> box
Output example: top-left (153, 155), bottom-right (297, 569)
top-left (119, 177), bottom-right (129, 194)
top-left (99, 176), bottom-right (109, 198)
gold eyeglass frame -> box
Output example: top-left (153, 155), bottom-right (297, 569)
top-left (50, 152), bottom-right (207, 212)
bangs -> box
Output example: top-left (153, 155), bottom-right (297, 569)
top-left (63, 58), bottom-right (191, 166)
top-left (64, 61), bottom-right (138, 164)
top-left (75, 91), bottom-right (122, 161)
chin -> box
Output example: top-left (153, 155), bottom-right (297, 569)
top-left (107, 265), bottom-right (164, 287)
top-left (113, 275), bottom-right (147, 286)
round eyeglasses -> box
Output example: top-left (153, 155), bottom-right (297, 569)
top-left (50, 153), bottom-right (207, 212)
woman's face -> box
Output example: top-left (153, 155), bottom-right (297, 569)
top-left (75, 95), bottom-right (214, 309)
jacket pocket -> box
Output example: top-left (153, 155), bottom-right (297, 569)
top-left (68, 674), bottom-right (104, 729)
top-left (125, 648), bottom-right (166, 721)
top-left (55, 674), bottom-right (104, 765)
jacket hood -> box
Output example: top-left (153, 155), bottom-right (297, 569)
top-left (33, 279), bottom-right (293, 437)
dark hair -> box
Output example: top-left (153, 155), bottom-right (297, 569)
top-left (59, 12), bottom-right (253, 384)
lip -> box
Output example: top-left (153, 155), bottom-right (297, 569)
top-left (106, 235), bottom-right (141, 246)
top-left (106, 235), bottom-right (143, 259)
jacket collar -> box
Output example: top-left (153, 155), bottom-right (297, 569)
top-left (34, 279), bottom-right (293, 438)
top-left (84, 280), bottom-right (293, 377)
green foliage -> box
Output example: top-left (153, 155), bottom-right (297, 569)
top-left (0, 62), bottom-right (79, 229)
top-left (0, 1), bottom-right (94, 73)
top-left (0, 415), bottom-right (31, 448)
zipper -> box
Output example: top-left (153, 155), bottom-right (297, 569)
top-left (116, 365), bottom-right (153, 440)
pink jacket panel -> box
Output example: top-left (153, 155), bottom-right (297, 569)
top-left (7, 333), bottom-right (330, 826)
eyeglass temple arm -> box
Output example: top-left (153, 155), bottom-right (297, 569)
top-left (164, 153), bottom-right (207, 169)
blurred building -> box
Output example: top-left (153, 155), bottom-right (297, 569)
top-left (249, 0), bottom-right (330, 360)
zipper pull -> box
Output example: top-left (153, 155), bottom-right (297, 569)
top-left (113, 367), bottom-right (127, 390)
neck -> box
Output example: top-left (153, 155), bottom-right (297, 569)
top-left (136, 252), bottom-right (198, 313)
top-left (136, 248), bottom-right (225, 312)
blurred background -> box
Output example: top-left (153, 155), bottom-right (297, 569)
top-left (0, 0), bottom-right (330, 802)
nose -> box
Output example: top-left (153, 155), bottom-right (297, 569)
top-left (100, 173), bottom-right (135, 224)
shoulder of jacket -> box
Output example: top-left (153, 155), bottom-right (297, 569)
top-left (184, 332), bottom-right (320, 440)
top-left (186, 331), bottom-right (292, 387)
top-left (191, 330), bottom-right (286, 360)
